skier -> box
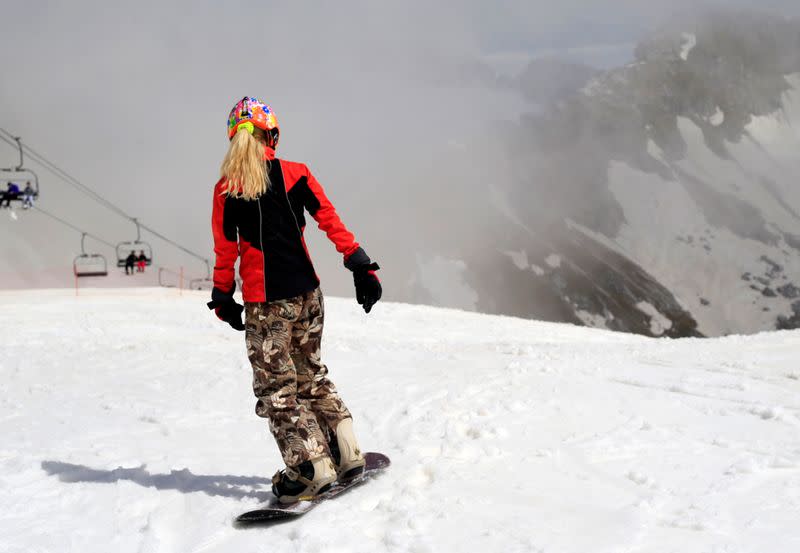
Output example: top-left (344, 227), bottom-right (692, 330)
top-left (207, 97), bottom-right (382, 504)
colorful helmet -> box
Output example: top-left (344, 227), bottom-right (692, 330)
top-left (227, 96), bottom-right (279, 140)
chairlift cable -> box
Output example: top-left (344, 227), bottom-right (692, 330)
top-left (0, 132), bottom-right (18, 151)
top-left (136, 221), bottom-right (209, 264)
top-left (32, 205), bottom-right (116, 250)
top-left (0, 127), bottom-right (210, 266)
top-left (0, 127), bottom-right (128, 219)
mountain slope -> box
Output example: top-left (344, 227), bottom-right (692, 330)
top-left (1, 289), bottom-right (799, 552)
top-left (413, 12), bottom-right (800, 337)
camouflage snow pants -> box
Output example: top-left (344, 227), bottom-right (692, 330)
top-left (244, 287), bottom-right (352, 468)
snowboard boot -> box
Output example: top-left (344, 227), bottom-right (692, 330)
top-left (328, 418), bottom-right (366, 482)
top-left (271, 455), bottom-right (337, 504)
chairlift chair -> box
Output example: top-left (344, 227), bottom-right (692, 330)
top-left (0, 136), bottom-right (39, 205)
top-left (73, 233), bottom-right (108, 277)
top-left (116, 218), bottom-right (153, 267)
top-left (189, 278), bottom-right (214, 291)
top-left (189, 260), bottom-right (214, 290)
top-left (158, 267), bottom-right (178, 288)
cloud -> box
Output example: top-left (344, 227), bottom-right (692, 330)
top-left (1, 0), bottom-right (799, 293)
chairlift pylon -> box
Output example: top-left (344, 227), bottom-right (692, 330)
top-left (0, 136), bottom-right (39, 206)
top-left (116, 218), bottom-right (153, 268)
top-left (73, 233), bottom-right (108, 277)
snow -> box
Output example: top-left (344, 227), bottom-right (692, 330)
top-left (545, 254), bottom-right (561, 268)
top-left (635, 301), bottom-right (673, 336)
top-left (2, 288), bottom-right (800, 552)
top-left (708, 106), bottom-right (725, 127)
top-left (607, 158), bottom-right (768, 335)
top-left (503, 250), bottom-right (546, 276)
top-left (573, 308), bottom-right (610, 330)
top-left (606, 78), bottom-right (800, 336)
top-left (413, 255), bottom-right (480, 311)
top-left (503, 249), bottom-right (529, 271)
top-left (679, 33), bottom-right (697, 61)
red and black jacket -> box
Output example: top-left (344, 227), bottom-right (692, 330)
top-left (212, 148), bottom-right (360, 302)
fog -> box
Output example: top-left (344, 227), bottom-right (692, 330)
top-left (1, 0), bottom-right (799, 305)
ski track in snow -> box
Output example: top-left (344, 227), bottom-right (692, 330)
top-left (1, 288), bottom-right (800, 553)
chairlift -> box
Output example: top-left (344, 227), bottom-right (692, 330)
top-left (158, 267), bottom-right (179, 288)
top-left (189, 260), bottom-right (214, 290)
top-left (0, 136), bottom-right (39, 206)
top-left (116, 218), bottom-right (153, 267)
top-left (73, 233), bottom-right (108, 277)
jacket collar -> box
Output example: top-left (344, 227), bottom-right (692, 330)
top-left (263, 146), bottom-right (276, 160)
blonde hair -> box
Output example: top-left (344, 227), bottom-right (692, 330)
top-left (219, 129), bottom-right (270, 200)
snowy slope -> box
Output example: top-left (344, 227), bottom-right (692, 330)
top-left (1, 289), bottom-right (799, 553)
top-left (604, 76), bottom-right (800, 336)
top-left (435, 14), bottom-right (800, 338)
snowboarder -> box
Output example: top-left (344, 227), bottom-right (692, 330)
top-left (207, 97), bottom-right (382, 504)
top-left (124, 251), bottom-right (136, 275)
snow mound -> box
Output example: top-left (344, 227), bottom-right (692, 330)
top-left (1, 288), bottom-right (799, 552)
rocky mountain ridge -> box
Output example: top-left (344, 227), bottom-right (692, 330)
top-left (413, 11), bottom-right (800, 337)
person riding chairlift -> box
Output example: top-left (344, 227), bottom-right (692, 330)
top-left (22, 182), bottom-right (34, 209)
top-left (125, 251), bottom-right (136, 275)
top-left (136, 250), bottom-right (147, 272)
top-left (1, 182), bottom-right (20, 208)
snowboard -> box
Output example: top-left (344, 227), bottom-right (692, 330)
top-left (235, 452), bottom-right (390, 524)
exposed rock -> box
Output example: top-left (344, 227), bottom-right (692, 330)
top-left (776, 301), bottom-right (800, 330)
top-left (426, 11), bottom-right (800, 338)
top-left (760, 255), bottom-right (784, 278)
top-left (777, 283), bottom-right (800, 299)
top-left (462, 222), bottom-right (702, 338)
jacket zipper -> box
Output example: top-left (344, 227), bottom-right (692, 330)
top-left (284, 186), bottom-right (302, 237)
top-left (284, 180), bottom-right (314, 267)
top-left (257, 197), bottom-right (266, 301)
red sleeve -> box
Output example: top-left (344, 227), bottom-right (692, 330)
top-left (211, 178), bottom-right (237, 292)
top-left (302, 166), bottom-right (360, 258)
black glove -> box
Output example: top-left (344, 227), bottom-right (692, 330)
top-left (345, 247), bottom-right (382, 314)
top-left (207, 284), bottom-right (245, 331)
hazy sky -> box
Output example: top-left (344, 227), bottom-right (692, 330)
top-left (2, 0), bottom-right (799, 293)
